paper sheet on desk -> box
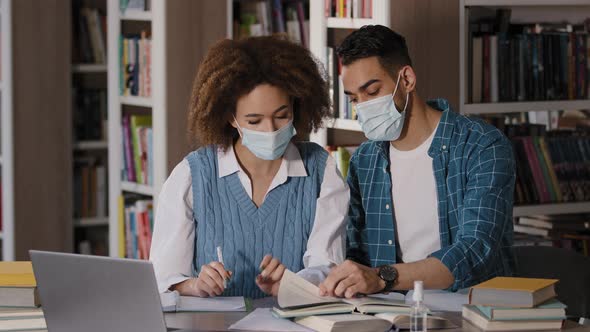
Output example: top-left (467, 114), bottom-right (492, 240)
top-left (229, 308), bottom-right (313, 332)
top-left (405, 289), bottom-right (469, 312)
top-left (160, 291), bottom-right (246, 312)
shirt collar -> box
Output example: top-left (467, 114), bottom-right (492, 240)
top-left (426, 98), bottom-right (456, 157)
top-left (217, 142), bottom-right (308, 178)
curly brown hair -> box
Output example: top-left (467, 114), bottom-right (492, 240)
top-left (187, 35), bottom-right (331, 150)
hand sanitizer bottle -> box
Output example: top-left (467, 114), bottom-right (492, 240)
top-left (410, 280), bottom-right (428, 332)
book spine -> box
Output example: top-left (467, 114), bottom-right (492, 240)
top-left (122, 115), bottom-right (136, 182)
top-left (472, 36), bottom-right (483, 103)
top-left (482, 35), bottom-right (490, 102)
top-left (533, 137), bottom-right (557, 202)
top-left (118, 195), bottom-right (126, 258)
top-left (539, 138), bottom-right (563, 202)
top-left (587, 34), bottom-right (590, 98)
top-left (576, 33), bottom-right (586, 99)
top-left (569, 32), bottom-right (575, 100)
top-left (272, 0), bottom-right (285, 33)
top-left (522, 137), bottom-right (550, 203)
top-left (490, 35), bottom-right (499, 102)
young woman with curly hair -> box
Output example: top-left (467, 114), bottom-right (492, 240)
top-left (150, 36), bottom-right (349, 299)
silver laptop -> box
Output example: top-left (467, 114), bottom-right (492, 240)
top-left (30, 250), bottom-right (194, 332)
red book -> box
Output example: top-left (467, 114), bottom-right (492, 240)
top-left (522, 137), bottom-right (551, 203)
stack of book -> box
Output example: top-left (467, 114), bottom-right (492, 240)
top-left (0, 262), bottom-right (46, 331)
top-left (463, 277), bottom-right (566, 331)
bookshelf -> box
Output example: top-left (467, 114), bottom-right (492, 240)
top-left (459, 0), bottom-right (590, 217)
top-left (107, 0), bottom-right (227, 258)
top-left (309, 0), bottom-right (390, 145)
top-left (0, 0), bottom-right (14, 261)
top-left (71, 0), bottom-right (110, 256)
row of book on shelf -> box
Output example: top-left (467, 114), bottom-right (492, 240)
top-left (324, 0), bottom-right (373, 19)
top-left (73, 159), bottom-right (107, 220)
top-left (120, 0), bottom-right (150, 13)
top-left (121, 114), bottom-right (153, 186)
top-left (73, 88), bottom-right (107, 142)
top-left (119, 31), bottom-right (152, 98)
top-left (72, 6), bottom-right (106, 64)
top-left (119, 196), bottom-right (153, 260)
top-left (469, 10), bottom-right (590, 103)
top-left (327, 47), bottom-right (356, 120)
top-left (513, 214), bottom-right (590, 257)
top-left (501, 123), bottom-right (590, 206)
top-left (233, 0), bottom-right (309, 47)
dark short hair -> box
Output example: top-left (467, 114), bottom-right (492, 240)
top-left (188, 35), bottom-right (330, 150)
top-left (337, 25), bottom-right (412, 76)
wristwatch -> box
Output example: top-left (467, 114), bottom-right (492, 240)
top-left (377, 265), bottom-right (398, 293)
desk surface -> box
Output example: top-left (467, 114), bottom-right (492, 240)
top-left (164, 299), bottom-right (589, 332)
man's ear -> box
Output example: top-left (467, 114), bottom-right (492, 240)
top-left (400, 66), bottom-right (417, 94)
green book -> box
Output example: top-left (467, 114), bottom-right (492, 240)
top-left (475, 298), bottom-right (567, 321)
top-left (130, 115), bottom-right (152, 184)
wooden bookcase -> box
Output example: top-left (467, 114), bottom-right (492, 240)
top-left (107, 0), bottom-right (227, 258)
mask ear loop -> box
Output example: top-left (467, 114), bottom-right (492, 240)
top-left (232, 115), bottom-right (243, 138)
top-left (392, 68), bottom-right (410, 114)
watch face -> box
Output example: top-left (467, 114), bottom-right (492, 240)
top-left (379, 265), bottom-right (397, 282)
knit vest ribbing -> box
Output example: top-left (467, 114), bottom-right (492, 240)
top-left (186, 142), bottom-right (328, 299)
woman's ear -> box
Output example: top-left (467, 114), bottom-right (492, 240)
top-left (229, 113), bottom-right (238, 129)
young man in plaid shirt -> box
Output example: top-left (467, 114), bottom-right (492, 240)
top-left (319, 25), bottom-right (516, 298)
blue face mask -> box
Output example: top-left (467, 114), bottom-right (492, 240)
top-left (356, 71), bottom-right (409, 141)
top-left (234, 117), bottom-right (297, 160)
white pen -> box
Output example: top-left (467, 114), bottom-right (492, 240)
top-left (216, 246), bottom-right (227, 289)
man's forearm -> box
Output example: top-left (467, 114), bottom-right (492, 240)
top-left (392, 257), bottom-right (454, 290)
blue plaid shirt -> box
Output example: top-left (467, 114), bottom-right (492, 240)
top-left (346, 99), bottom-right (516, 291)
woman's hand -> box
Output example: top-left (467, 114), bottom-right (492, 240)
top-left (255, 254), bottom-right (286, 296)
top-left (173, 262), bottom-right (232, 297)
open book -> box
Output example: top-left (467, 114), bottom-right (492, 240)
top-left (159, 291), bottom-right (246, 312)
top-left (272, 270), bottom-right (410, 318)
top-left (375, 312), bottom-right (457, 329)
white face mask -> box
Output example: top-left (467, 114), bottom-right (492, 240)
top-left (233, 116), bottom-right (296, 160)
top-left (356, 70), bottom-right (409, 141)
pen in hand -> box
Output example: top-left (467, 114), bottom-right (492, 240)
top-left (216, 246), bottom-right (227, 289)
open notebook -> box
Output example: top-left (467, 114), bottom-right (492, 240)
top-left (272, 270), bottom-right (410, 318)
top-left (159, 290), bottom-right (246, 312)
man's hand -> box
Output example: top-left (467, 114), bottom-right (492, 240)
top-left (319, 260), bottom-right (385, 298)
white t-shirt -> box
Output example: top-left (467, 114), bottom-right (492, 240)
top-left (389, 128), bottom-right (441, 263)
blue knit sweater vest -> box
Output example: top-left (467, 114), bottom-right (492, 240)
top-left (186, 142), bottom-right (328, 299)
